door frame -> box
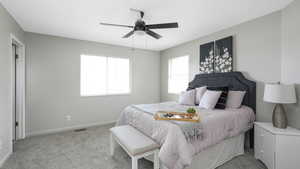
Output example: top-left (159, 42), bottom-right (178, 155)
top-left (10, 34), bottom-right (26, 141)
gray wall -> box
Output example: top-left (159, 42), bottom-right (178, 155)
top-left (0, 0), bottom-right (299, 161)
top-left (25, 33), bottom-right (160, 136)
top-left (281, 0), bottom-right (300, 128)
top-left (160, 11), bottom-right (282, 123)
top-left (0, 3), bottom-right (25, 165)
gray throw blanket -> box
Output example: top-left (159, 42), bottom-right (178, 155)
top-left (132, 102), bottom-right (203, 142)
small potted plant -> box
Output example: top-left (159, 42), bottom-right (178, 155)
top-left (186, 108), bottom-right (196, 117)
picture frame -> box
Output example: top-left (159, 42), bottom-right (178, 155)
top-left (199, 36), bottom-right (233, 73)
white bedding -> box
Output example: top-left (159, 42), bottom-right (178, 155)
top-left (117, 102), bottom-right (255, 169)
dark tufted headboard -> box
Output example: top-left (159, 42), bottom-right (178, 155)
top-left (187, 71), bottom-right (256, 113)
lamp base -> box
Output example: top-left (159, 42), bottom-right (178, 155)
top-left (272, 104), bottom-right (288, 129)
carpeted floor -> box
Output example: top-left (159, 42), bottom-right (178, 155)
top-left (1, 124), bottom-right (266, 169)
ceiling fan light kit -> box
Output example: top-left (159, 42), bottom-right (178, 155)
top-left (100, 8), bottom-right (178, 39)
top-left (135, 30), bottom-right (145, 36)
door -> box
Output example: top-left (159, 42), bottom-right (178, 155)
top-left (12, 43), bottom-right (21, 151)
top-left (11, 35), bottom-right (26, 152)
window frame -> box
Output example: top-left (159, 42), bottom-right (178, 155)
top-left (167, 55), bottom-right (189, 94)
top-left (80, 54), bottom-right (132, 97)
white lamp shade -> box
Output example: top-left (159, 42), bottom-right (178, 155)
top-left (264, 83), bottom-right (297, 104)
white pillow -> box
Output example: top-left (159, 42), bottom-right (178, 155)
top-left (178, 90), bottom-right (196, 106)
top-left (226, 91), bottom-right (246, 109)
top-left (199, 90), bottom-right (222, 109)
top-left (195, 86), bottom-right (207, 105)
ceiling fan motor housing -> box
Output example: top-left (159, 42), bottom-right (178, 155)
top-left (134, 20), bottom-right (146, 31)
top-left (100, 9), bottom-right (178, 39)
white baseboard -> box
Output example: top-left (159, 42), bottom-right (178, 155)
top-left (0, 150), bottom-right (12, 168)
top-left (27, 120), bottom-right (116, 137)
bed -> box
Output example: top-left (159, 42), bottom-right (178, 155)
top-left (117, 72), bottom-right (256, 169)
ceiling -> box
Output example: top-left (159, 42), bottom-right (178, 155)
top-left (1, 0), bottom-right (293, 51)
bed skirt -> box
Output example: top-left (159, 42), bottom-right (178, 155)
top-left (145, 133), bottom-right (244, 169)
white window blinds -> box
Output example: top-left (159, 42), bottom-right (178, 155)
top-left (168, 55), bottom-right (189, 94)
top-left (80, 55), bottom-right (130, 96)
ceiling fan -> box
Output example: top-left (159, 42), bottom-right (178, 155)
top-left (100, 8), bottom-right (179, 39)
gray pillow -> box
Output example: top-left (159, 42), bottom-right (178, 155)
top-left (195, 86), bottom-right (207, 105)
top-left (178, 90), bottom-right (196, 106)
top-left (199, 90), bottom-right (222, 109)
top-left (226, 91), bottom-right (246, 109)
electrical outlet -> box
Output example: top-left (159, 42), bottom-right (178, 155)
top-left (66, 115), bottom-right (72, 121)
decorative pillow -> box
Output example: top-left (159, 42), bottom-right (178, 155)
top-left (206, 86), bottom-right (229, 109)
top-left (199, 90), bottom-right (222, 109)
top-left (226, 91), bottom-right (246, 109)
top-left (195, 86), bottom-right (207, 105)
top-left (178, 90), bottom-right (196, 106)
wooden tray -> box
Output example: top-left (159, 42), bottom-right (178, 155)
top-left (154, 111), bottom-right (200, 122)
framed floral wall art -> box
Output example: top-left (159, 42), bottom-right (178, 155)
top-left (199, 36), bottom-right (233, 73)
top-left (199, 41), bottom-right (215, 73)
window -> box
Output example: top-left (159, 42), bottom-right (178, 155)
top-left (80, 55), bottom-right (130, 96)
top-left (168, 55), bottom-right (189, 94)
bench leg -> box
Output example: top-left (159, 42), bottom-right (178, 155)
top-left (110, 133), bottom-right (115, 156)
top-left (132, 157), bottom-right (138, 169)
top-left (154, 150), bottom-right (159, 169)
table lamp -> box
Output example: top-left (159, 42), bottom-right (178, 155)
top-left (263, 83), bottom-right (297, 129)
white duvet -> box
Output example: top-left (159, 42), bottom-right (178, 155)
top-left (117, 102), bottom-right (255, 169)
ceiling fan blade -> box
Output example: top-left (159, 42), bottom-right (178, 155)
top-left (146, 30), bottom-right (162, 39)
top-left (100, 23), bottom-right (134, 28)
top-left (123, 30), bottom-right (135, 38)
top-left (146, 22), bottom-right (178, 29)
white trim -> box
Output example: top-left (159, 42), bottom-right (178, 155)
top-left (10, 34), bottom-right (26, 142)
top-left (27, 121), bottom-right (116, 137)
top-left (0, 151), bottom-right (12, 167)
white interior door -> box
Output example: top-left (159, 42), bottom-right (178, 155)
top-left (12, 41), bottom-right (25, 143)
top-left (10, 35), bottom-right (26, 153)
top-left (15, 44), bottom-right (22, 140)
top-left (12, 43), bottom-right (17, 143)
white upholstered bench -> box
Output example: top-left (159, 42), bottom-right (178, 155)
top-left (110, 125), bottom-right (160, 169)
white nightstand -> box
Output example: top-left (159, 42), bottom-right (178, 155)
top-left (254, 122), bottom-right (300, 169)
